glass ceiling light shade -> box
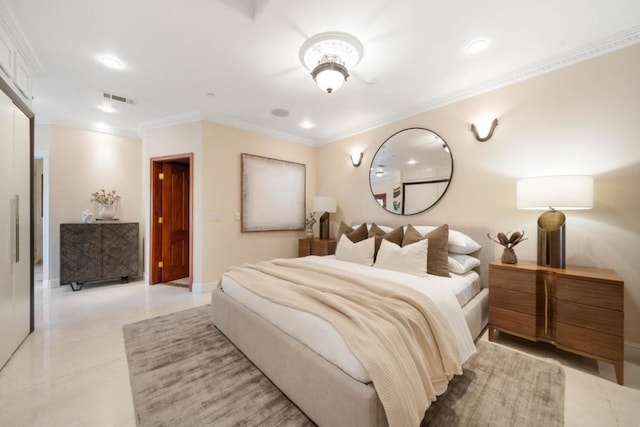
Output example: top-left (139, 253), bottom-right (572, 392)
top-left (300, 32), bottom-right (363, 93)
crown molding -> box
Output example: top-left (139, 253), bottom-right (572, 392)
top-left (200, 112), bottom-right (317, 146)
top-left (136, 111), bottom-right (203, 137)
top-left (37, 119), bottom-right (140, 140)
top-left (0, 1), bottom-right (45, 76)
top-left (137, 109), bottom-right (316, 146)
top-left (319, 25), bottom-right (640, 145)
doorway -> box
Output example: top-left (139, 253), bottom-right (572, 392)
top-left (150, 154), bottom-right (193, 290)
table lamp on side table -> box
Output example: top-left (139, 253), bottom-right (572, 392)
top-left (313, 196), bottom-right (337, 240)
top-left (517, 175), bottom-right (593, 268)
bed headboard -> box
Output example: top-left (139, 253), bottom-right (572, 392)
top-left (449, 224), bottom-right (493, 289)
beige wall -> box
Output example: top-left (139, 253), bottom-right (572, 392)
top-left (36, 125), bottom-right (143, 285)
top-left (317, 44), bottom-right (640, 346)
top-left (142, 121), bottom-right (316, 289)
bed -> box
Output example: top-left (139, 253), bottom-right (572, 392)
top-left (211, 224), bottom-right (492, 427)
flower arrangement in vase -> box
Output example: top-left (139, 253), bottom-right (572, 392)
top-left (487, 231), bottom-right (527, 264)
top-left (90, 189), bottom-right (121, 220)
top-left (305, 212), bottom-right (316, 239)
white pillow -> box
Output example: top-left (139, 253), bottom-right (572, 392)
top-left (374, 238), bottom-right (428, 277)
top-left (408, 225), bottom-right (481, 254)
top-left (335, 235), bottom-right (375, 266)
top-left (448, 254), bottom-right (481, 274)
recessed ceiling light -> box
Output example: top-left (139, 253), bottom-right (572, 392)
top-left (407, 159), bottom-right (417, 165)
top-left (97, 103), bottom-right (117, 113)
top-left (99, 55), bottom-right (124, 69)
top-left (466, 39), bottom-right (489, 54)
top-left (299, 121), bottom-right (314, 129)
top-left (271, 108), bottom-right (290, 117)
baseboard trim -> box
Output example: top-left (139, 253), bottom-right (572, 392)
top-left (625, 341), bottom-right (640, 364)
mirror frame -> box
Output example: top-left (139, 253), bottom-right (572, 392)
top-left (369, 127), bottom-right (454, 216)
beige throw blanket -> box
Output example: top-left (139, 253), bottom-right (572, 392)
top-left (224, 258), bottom-right (461, 427)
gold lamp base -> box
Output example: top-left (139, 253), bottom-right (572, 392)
top-left (537, 210), bottom-right (566, 268)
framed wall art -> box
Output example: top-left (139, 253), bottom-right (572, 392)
top-left (241, 153), bottom-right (306, 232)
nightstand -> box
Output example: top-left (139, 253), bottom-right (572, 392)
top-left (488, 259), bottom-right (624, 384)
top-left (298, 238), bottom-right (337, 257)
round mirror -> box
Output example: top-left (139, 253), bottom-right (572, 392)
top-left (369, 128), bottom-right (453, 215)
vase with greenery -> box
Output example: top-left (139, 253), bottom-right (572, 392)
top-left (305, 212), bottom-right (316, 239)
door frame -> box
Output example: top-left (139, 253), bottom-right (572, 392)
top-left (149, 153), bottom-right (193, 289)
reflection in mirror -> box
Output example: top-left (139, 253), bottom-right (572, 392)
top-left (369, 128), bottom-right (453, 215)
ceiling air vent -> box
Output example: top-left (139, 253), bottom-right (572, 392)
top-left (101, 91), bottom-right (135, 105)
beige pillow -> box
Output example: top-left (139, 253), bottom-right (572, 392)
top-left (335, 235), bottom-right (375, 266)
top-left (402, 224), bottom-right (450, 277)
top-left (368, 223), bottom-right (404, 259)
top-left (374, 238), bottom-right (428, 277)
top-left (336, 222), bottom-right (368, 243)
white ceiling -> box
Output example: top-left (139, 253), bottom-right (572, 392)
top-left (3, 0), bottom-right (640, 145)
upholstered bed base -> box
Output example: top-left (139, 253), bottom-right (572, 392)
top-left (211, 287), bottom-right (488, 427)
top-left (211, 224), bottom-right (491, 426)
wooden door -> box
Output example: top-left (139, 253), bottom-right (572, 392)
top-left (161, 162), bottom-right (190, 282)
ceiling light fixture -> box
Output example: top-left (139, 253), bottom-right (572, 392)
top-left (299, 120), bottom-right (314, 129)
top-left (300, 32), bottom-right (363, 94)
top-left (466, 39), bottom-right (489, 54)
top-left (99, 55), bottom-right (124, 69)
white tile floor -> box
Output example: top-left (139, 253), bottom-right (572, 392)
top-left (0, 270), bottom-right (638, 426)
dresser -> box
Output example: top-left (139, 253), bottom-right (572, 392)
top-left (489, 259), bottom-right (624, 384)
top-left (60, 223), bottom-right (139, 290)
top-left (298, 238), bottom-right (337, 257)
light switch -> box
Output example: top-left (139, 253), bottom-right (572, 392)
top-left (234, 212), bottom-right (241, 221)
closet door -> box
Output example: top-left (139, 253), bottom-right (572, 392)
top-left (0, 89), bottom-right (15, 366)
top-left (0, 90), bottom-right (31, 368)
top-left (12, 104), bottom-right (30, 343)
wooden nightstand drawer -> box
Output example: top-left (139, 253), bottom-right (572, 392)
top-left (489, 287), bottom-right (537, 315)
top-left (312, 239), bottom-right (336, 256)
top-left (298, 239), bottom-right (312, 257)
top-left (556, 322), bottom-right (623, 362)
top-left (555, 300), bottom-right (623, 336)
top-left (490, 267), bottom-right (537, 293)
top-left (489, 306), bottom-right (537, 339)
top-left (299, 239), bottom-right (336, 257)
top-left (556, 277), bottom-right (623, 311)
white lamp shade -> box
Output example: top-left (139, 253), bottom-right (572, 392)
top-left (313, 196), bottom-right (337, 213)
top-left (517, 175), bottom-right (593, 210)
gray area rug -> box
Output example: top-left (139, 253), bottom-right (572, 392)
top-left (123, 305), bottom-right (564, 426)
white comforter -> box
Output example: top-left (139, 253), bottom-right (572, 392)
top-left (220, 255), bottom-right (476, 384)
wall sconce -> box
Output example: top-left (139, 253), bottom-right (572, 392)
top-left (350, 151), bottom-right (363, 167)
top-left (470, 118), bottom-right (499, 142)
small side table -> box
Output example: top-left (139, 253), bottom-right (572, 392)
top-left (298, 238), bottom-right (337, 257)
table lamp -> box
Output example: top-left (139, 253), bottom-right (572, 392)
top-left (313, 196), bottom-right (337, 240)
top-left (517, 175), bottom-right (593, 268)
